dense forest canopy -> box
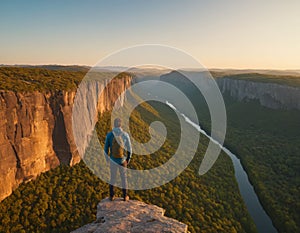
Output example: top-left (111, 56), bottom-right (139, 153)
top-left (159, 71), bottom-right (300, 232)
top-left (0, 66), bottom-right (130, 91)
top-left (1, 66), bottom-right (300, 92)
top-left (0, 98), bottom-right (257, 233)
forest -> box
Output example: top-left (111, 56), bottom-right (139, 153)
top-left (0, 67), bottom-right (298, 232)
top-left (159, 71), bottom-right (300, 232)
top-left (210, 72), bottom-right (300, 88)
top-left (220, 94), bottom-right (300, 232)
top-left (0, 66), bottom-right (129, 91)
top-left (0, 96), bottom-right (257, 233)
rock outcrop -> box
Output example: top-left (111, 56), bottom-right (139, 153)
top-left (217, 78), bottom-right (300, 110)
top-left (0, 75), bottom-right (132, 201)
top-left (71, 198), bottom-right (188, 233)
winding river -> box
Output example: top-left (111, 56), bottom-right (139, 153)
top-left (165, 101), bottom-right (277, 233)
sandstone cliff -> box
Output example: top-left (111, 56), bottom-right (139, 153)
top-left (0, 76), bottom-right (131, 201)
top-left (71, 198), bottom-right (188, 233)
top-left (159, 70), bottom-right (300, 110)
top-left (217, 78), bottom-right (300, 110)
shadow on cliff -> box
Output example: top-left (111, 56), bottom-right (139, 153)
top-left (50, 91), bottom-right (72, 165)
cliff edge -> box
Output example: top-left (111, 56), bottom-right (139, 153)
top-left (0, 75), bottom-right (132, 201)
top-left (71, 198), bottom-right (188, 233)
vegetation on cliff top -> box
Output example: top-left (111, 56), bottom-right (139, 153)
top-left (213, 72), bottom-right (300, 88)
top-left (0, 66), bottom-right (130, 91)
top-left (2, 66), bottom-right (299, 92)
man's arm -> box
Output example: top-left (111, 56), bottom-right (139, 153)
top-left (104, 133), bottom-right (111, 162)
top-left (124, 133), bottom-right (132, 163)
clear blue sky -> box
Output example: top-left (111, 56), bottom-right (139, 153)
top-left (0, 0), bottom-right (299, 69)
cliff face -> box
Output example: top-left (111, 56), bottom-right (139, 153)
top-left (71, 198), bottom-right (188, 233)
top-left (0, 76), bottom-right (132, 201)
top-left (160, 71), bottom-right (300, 110)
top-left (217, 78), bottom-right (300, 110)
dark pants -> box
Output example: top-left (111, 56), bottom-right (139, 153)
top-left (109, 160), bottom-right (127, 198)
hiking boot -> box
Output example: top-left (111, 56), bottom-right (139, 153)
top-left (109, 196), bottom-right (115, 201)
top-left (123, 195), bottom-right (129, 201)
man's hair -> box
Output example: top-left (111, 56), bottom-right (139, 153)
top-left (114, 118), bottom-right (122, 128)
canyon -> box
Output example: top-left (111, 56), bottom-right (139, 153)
top-left (1, 69), bottom-right (299, 203)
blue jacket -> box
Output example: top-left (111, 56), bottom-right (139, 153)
top-left (104, 127), bottom-right (132, 165)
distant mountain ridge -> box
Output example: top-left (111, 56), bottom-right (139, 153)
top-left (2, 64), bottom-right (299, 76)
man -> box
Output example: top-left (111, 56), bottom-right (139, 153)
top-left (104, 118), bottom-right (132, 201)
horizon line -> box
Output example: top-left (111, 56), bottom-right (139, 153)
top-left (1, 63), bottom-right (300, 71)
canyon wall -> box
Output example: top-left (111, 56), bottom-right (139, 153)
top-left (0, 76), bottom-right (132, 201)
top-left (217, 78), bottom-right (300, 110)
top-left (160, 71), bottom-right (300, 110)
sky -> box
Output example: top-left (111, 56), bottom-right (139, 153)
top-left (0, 0), bottom-right (299, 69)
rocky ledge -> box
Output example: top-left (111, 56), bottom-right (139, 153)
top-left (71, 198), bottom-right (188, 233)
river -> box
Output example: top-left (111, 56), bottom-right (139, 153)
top-left (165, 101), bottom-right (277, 233)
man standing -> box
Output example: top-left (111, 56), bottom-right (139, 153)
top-left (104, 118), bottom-right (132, 201)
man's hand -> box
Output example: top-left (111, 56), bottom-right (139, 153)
top-left (126, 158), bottom-right (130, 165)
top-left (121, 160), bottom-right (128, 167)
